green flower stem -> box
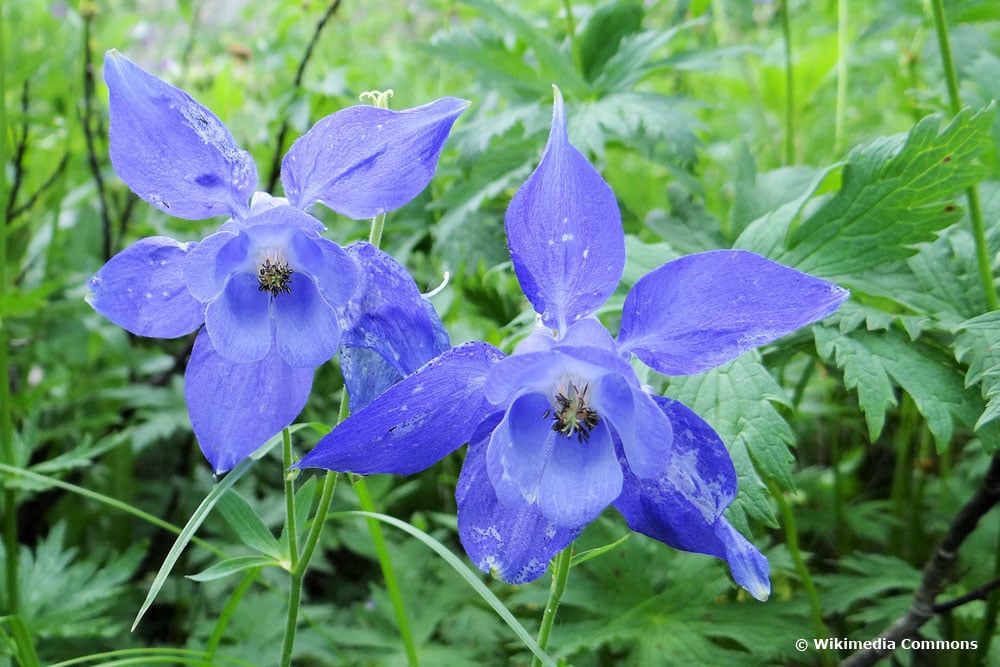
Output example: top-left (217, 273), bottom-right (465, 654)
top-left (929, 0), bottom-right (998, 311)
top-left (282, 429), bottom-right (299, 567)
top-left (780, 0), bottom-right (795, 165)
top-left (532, 545), bottom-right (573, 667)
top-left (834, 0), bottom-right (849, 155)
top-left (353, 475), bottom-right (420, 666)
top-left (561, 0), bottom-right (581, 74)
top-left (766, 479), bottom-right (832, 667)
top-left (206, 567), bottom-right (260, 657)
top-left (369, 211), bottom-right (387, 247)
top-left (280, 398), bottom-right (346, 665)
top-left (0, 1), bottom-right (19, 617)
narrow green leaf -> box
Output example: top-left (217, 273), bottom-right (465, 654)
top-left (570, 532), bottom-right (630, 568)
top-left (186, 556), bottom-right (276, 582)
top-left (328, 510), bottom-right (556, 667)
top-left (216, 490), bottom-right (282, 559)
top-left (131, 424), bottom-right (306, 630)
top-left (0, 615), bottom-right (40, 667)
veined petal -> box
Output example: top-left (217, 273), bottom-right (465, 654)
top-left (204, 272), bottom-right (272, 363)
top-left (340, 242), bottom-right (450, 412)
top-left (296, 342), bottom-right (505, 474)
top-left (273, 278), bottom-right (341, 368)
top-left (87, 236), bottom-right (204, 338)
top-left (104, 50), bottom-right (256, 220)
top-left (458, 425), bottom-right (582, 585)
top-left (612, 396), bottom-right (768, 598)
top-left (183, 230), bottom-right (246, 302)
top-left (618, 250), bottom-right (849, 375)
top-left (291, 233), bottom-right (359, 310)
top-left (281, 97), bottom-right (469, 219)
top-left (505, 87), bottom-right (624, 333)
top-left (185, 329), bottom-right (313, 474)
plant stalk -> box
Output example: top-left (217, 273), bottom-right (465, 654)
top-left (532, 546), bottom-right (573, 667)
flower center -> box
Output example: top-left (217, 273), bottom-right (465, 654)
top-left (257, 253), bottom-right (293, 296)
top-left (543, 381), bottom-right (600, 443)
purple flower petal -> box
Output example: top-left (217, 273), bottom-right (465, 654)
top-left (458, 422), bottom-right (582, 584)
top-left (183, 230), bottom-right (246, 303)
top-left (591, 374), bottom-right (673, 479)
top-left (273, 277), bottom-right (342, 368)
top-left (185, 329), bottom-right (313, 474)
top-left (340, 242), bottom-right (450, 412)
top-left (204, 272), bottom-right (273, 363)
top-left (505, 87), bottom-right (624, 333)
top-left (486, 392), bottom-right (622, 527)
top-left (87, 236), bottom-right (205, 338)
top-left (613, 396), bottom-right (769, 599)
top-left (104, 50), bottom-right (256, 220)
top-left (618, 250), bottom-right (849, 375)
top-left (296, 342), bottom-right (505, 474)
top-left (291, 233), bottom-right (359, 310)
top-left (281, 97), bottom-right (469, 219)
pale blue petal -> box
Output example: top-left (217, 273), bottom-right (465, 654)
top-left (104, 50), bottom-right (256, 220)
top-left (296, 342), bottom-right (504, 474)
top-left (291, 233), bottom-right (359, 310)
top-left (88, 236), bottom-right (204, 338)
top-left (618, 250), bottom-right (849, 375)
top-left (485, 392), bottom-right (554, 508)
top-left (458, 423), bottom-right (582, 585)
top-left (182, 230), bottom-right (245, 302)
top-left (505, 87), bottom-right (624, 332)
top-left (536, 419), bottom-right (622, 526)
top-left (185, 329), bottom-right (313, 474)
top-left (273, 277), bottom-right (341, 368)
top-left (204, 272), bottom-right (272, 363)
top-left (281, 97), bottom-right (469, 218)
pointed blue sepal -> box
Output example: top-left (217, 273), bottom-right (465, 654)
top-left (504, 87), bottom-right (625, 333)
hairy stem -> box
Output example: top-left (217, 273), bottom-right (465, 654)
top-left (929, 0), bottom-right (997, 310)
top-left (532, 546), bottom-right (573, 667)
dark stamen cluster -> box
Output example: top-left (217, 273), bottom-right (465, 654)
top-left (543, 382), bottom-right (600, 443)
top-left (257, 258), bottom-right (293, 296)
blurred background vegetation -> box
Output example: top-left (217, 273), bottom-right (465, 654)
top-left (3, 0), bottom-right (1000, 664)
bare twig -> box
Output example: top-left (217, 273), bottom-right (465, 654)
top-left (841, 453), bottom-right (1000, 666)
top-left (6, 81), bottom-right (29, 217)
top-left (933, 576), bottom-right (1000, 615)
top-left (8, 152), bottom-right (70, 223)
top-left (264, 0), bottom-right (343, 193)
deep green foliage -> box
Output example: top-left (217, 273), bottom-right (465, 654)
top-left (4, 0), bottom-right (1000, 665)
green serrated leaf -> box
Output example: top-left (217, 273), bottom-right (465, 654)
top-left (591, 22), bottom-right (702, 95)
top-left (216, 489), bottom-right (283, 559)
top-left (955, 311), bottom-right (1000, 433)
top-left (665, 353), bottom-right (794, 527)
top-left (738, 108), bottom-right (994, 279)
top-left (186, 555), bottom-right (277, 582)
top-left (788, 107), bottom-right (993, 277)
top-left (814, 324), bottom-right (897, 441)
top-left (578, 0), bottom-right (644, 82)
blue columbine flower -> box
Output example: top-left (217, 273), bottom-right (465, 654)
top-left (298, 88), bottom-right (848, 599)
top-left (88, 50), bottom-right (465, 473)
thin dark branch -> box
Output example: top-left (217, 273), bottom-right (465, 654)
top-left (8, 152), bottom-right (70, 223)
top-left (6, 81), bottom-right (30, 217)
top-left (264, 0), bottom-right (343, 193)
top-left (933, 576), bottom-right (1000, 614)
top-left (79, 12), bottom-right (113, 261)
top-left (841, 453), bottom-right (1000, 666)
